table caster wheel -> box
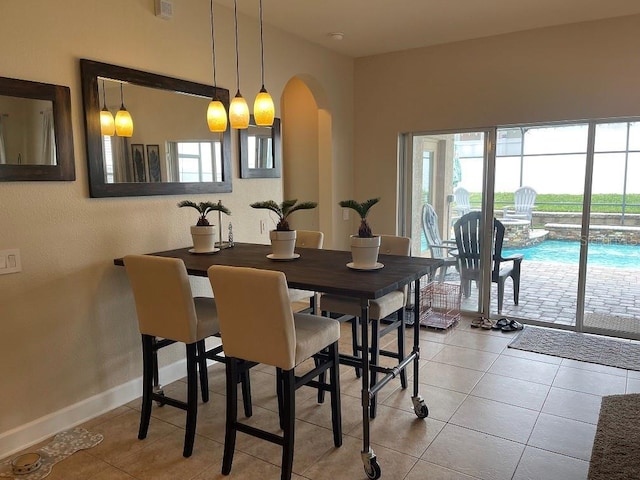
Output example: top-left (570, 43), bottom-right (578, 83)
top-left (364, 458), bottom-right (381, 480)
top-left (411, 395), bottom-right (429, 418)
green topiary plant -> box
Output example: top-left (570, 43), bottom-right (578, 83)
top-left (339, 197), bottom-right (380, 238)
top-left (250, 199), bottom-right (317, 231)
top-left (177, 200), bottom-right (231, 226)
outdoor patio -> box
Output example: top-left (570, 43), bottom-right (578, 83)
top-left (443, 261), bottom-right (640, 334)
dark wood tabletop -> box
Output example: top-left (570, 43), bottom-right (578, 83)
top-left (114, 243), bottom-right (442, 300)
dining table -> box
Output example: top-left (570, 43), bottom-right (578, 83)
top-left (115, 242), bottom-right (442, 479)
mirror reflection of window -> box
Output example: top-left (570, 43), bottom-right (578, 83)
top-left (168, 141), bottom-right (222, 183)
top-left (248, 134), bottom-right (273, 169)
top-left (0, 96), bottom-right (56, 166)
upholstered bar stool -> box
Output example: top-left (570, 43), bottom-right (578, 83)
top-left (208, 265), bottom-right (342, 480)
top-left (123, 254), bottom-right (251, 458)
top-left (288, 230), bottom-right (324, 312)
top-left (319, 235), bottom-right (411, 418)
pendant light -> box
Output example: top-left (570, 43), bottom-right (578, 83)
top-left (206, 0), bottom-right (227, 132)
top-left (253, 0), bottom-right (274, 126)
top-left (114, 82), bottom-right (133, 137)
top-left (100, 80), bottom-right (115, 136)
top-left (229, 0), bottom-right (249, 129)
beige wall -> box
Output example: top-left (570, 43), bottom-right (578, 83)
top-left (0, 0), bottom-right (353, 455)
top-left (353, 14), bottom-right (640, 235)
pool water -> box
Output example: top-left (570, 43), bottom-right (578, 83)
top-left (503, 240), bottom-right (640, 269)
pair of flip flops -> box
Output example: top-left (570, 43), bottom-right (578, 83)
top-left (492, 318), bottom-right (523, 332)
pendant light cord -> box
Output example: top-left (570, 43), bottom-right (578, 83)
top-left (101, 80), bottom-right (107, 107)
top-left (233, 0), bottom-right (241, 94)
top-left (209, 0), bottom-right (218, 97)
top-left (259, 0), bottom-right (265, 89)
top-left (119, 82), bottom-right (125, 109)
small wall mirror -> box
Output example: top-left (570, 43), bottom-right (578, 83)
top-left (0, 76), bottom-right (75, 181)
top-left (239, 116), bottom-right (281, 178)
top-left (80, 59), bottom-right (232, 197)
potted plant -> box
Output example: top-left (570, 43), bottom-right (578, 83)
top-left (250, 199), bottom-right (317, 258)
top-left (339, 197), bottom-right (381, 268)
top-left (178, 200), bottom-right (231, 253)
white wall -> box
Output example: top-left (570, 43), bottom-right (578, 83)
top-left (0, 0), bottom-right (353, 457)
top-left (353, 14), bottom-right (640, 235)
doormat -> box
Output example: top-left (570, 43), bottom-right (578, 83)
top-left (0, 427), bottom-right (103, 479)
top-left (508, 326), bottom-right (640, 371)
top-left (588, 393), bottom-right (640, 479)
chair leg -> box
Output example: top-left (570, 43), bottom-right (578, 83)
top-left (138, 334), bottom-right (154, 441)
top-left (196, 340), bottom-right (209, 403)
top-left (281, 369), bottom-right (296, 480)
top-left (351, 316), bottom-right (361, 378)
top-left (240, 365), bottom-right (253, 418)
top-left (370, 318), bottom-right (380, 418)
top-left (315, 354), bottom-right (326, 404)
top-left (183, 343), bottom-right (198, 457)
top-left (397, 308), bottom-right (408, 389)
top-left (276, 369), bottom-right (285, 430)
top-left (328, 342), bottom-right (342, 448)
top-left (512, 267), bottom-right (521, 305)
top-left (497, 279), bottom-right (505, 314)
top-left (222, 358), bottom-right (239, 475)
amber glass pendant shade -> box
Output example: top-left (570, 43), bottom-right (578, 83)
top-left (100, 108), bottom-right (115, 136)
top-left (207, 99), bottom-right (227, 132)
top-left (253, 88), bottom-right (274, 126)
top-left (115, 109), bottom-right (133, 137)
top-left (229, 92), bottom-right (249, 129)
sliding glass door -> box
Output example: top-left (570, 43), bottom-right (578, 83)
top-left (583, 121), bottom-right (640, 339)
top-left (402, 118), bottom-right (640, 340)
top-left (401, 130), bottom-right (488, 315)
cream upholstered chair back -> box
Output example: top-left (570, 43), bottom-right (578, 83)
top-left (124, 255), bottom-right (201, 344)
top-left (379, 234), bottom-right (410, 256)
top-left (295, 230), bottom-right (324, 249)
top-left (379, 235), bottom-right (411, 298)
top-left (208, 265), bottom-right (297, 370)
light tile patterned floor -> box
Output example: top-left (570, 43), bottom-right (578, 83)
top-left (7, 317), bottom-right (640, 479)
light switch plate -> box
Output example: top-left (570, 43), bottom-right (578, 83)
top-left (0, 248), bottom-right (21, 275)
top-left (154, 0), bottom-right (173, 19)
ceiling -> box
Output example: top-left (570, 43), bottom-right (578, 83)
top-left (214, 0), bottom-right (640, 58)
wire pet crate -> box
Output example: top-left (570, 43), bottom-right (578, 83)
top-left (419, 282), bottom-right (461, 329)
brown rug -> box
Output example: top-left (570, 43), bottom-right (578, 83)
top-left (588, 393), bottom-right (640, 479)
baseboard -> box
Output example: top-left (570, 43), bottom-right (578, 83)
top-left (0, 358), bottom-right (189, 460)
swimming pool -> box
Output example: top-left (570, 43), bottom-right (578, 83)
top-left (503, 240), bottom-right (640, 269)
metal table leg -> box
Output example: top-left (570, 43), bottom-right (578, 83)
top-left (359, 298), bottom-right (381, 479)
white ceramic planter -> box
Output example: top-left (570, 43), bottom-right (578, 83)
top-left (190, 225), bottom-right (217, 252)
top-left (270, 230), bottom-right (297, 258)
top-left (350, 235), bottom-right (381, 268)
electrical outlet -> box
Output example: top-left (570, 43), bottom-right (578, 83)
top-left (0, 248), bottom-right (21, 275)
top-left (342, 208), bottom-right (349, 221)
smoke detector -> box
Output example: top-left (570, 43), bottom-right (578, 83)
top-left (328, 32), bottom-right (344, 41)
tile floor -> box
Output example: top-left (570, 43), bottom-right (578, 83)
top-left (7, 316), bottom-right (640, 480)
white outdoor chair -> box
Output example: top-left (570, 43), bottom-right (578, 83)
top-left (421, 203), bottom-right (457, 281)
top-left (504, 186), bottom-right (537, 221)
top-left (454, 187), bottom-right (471, 217)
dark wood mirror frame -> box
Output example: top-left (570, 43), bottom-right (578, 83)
top-left (239, 116), bottom-right (281, 179)
top-left (0, 77), bottom-right (75, 181)
top-left (80, 59), bottom-right (232, 197)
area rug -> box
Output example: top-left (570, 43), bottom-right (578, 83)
top-left (588, 393), bottom-right (640, 479)
top-left (0, 427), bottom-right (103, 479)
top-left (508, 326), bottom-right (640, 371)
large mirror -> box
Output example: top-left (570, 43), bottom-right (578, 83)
top-left (0, 76), bottom-right (75, 181)
top-left (239, 116), bottom-right (281, 178)
top-left (80, 59), bottom-right (232, 197)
